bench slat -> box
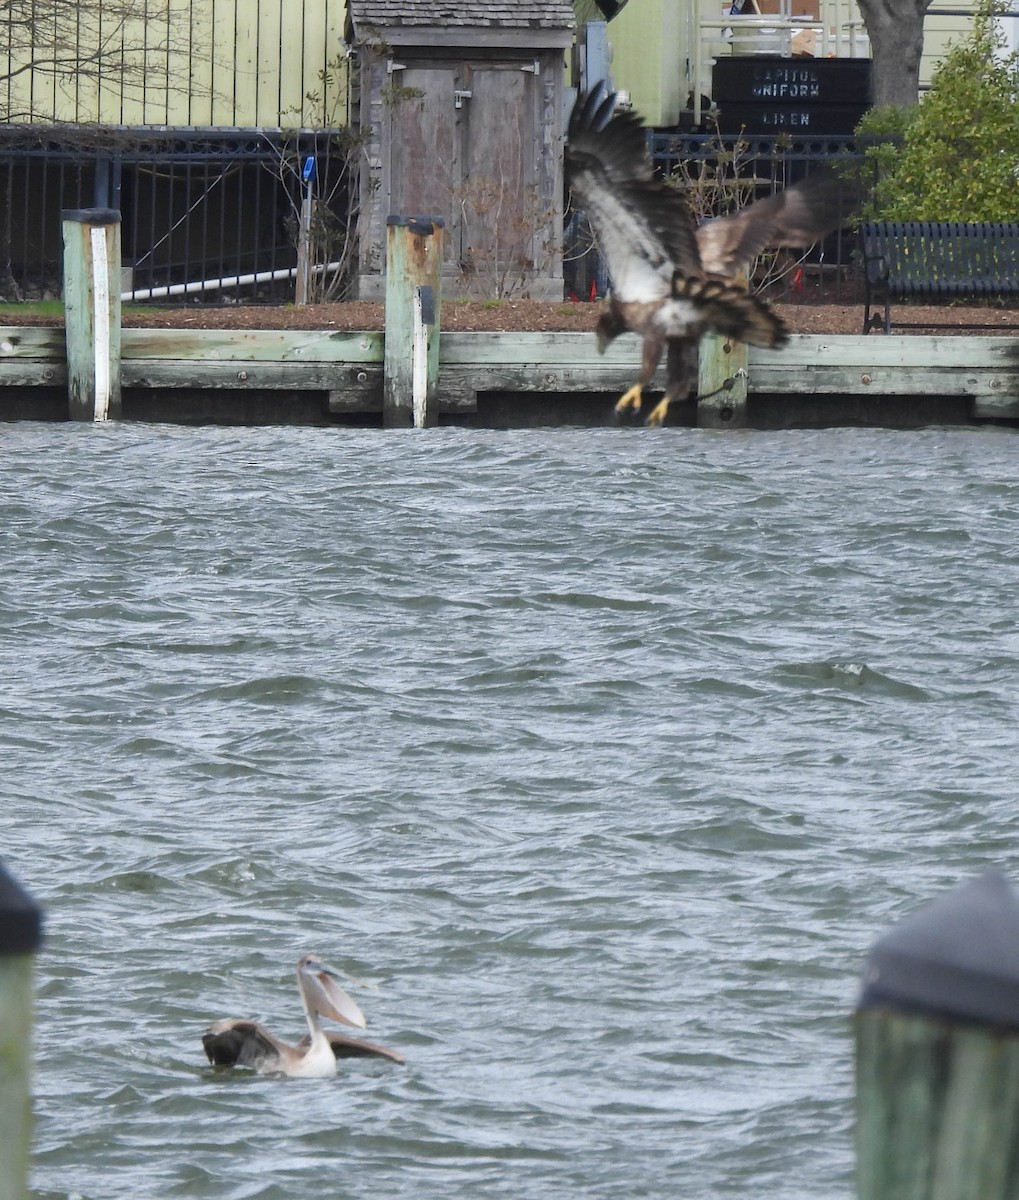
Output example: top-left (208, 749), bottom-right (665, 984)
top-left (861, 221), bottom-right (1019, 332)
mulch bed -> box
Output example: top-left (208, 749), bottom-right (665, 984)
top-left (9, 288), bottom-right (1019, 337)
top-left (119, 293), bottom-right (1019, 337)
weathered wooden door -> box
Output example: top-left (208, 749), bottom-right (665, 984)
top-left (459, 65), bottom-right (539, 294)
top-left (388, 66), bottom-right (462, 267)
top-left (388, 61), bottom-right (540, 291)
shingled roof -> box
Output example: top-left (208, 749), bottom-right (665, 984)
top-left (347, 0), bottom-right (575, 30)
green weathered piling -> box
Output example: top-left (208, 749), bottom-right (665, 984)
top-left (697, 332), bottom-right (748, 429)
top-left (856, 870), bottom-right (1019, 1200)
top-left (62, 208), bottom-right (122, 421)
top-left (0, 864), bottom-right (42, 1200)
top-left (383, 216), bottom-right (443, 428)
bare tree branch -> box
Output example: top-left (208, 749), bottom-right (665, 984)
top-left (0, 0), bottom-right (196, 122)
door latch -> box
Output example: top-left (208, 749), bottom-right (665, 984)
top-left (454, 89), bottom-right (473, 108)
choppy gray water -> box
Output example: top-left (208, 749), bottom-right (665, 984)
top-left (4, 422), bottom-right (1019, 1200)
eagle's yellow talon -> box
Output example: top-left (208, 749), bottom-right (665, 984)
top-left (645, 399), bottom-right (671, 427)
top-left (614, 384), bottom-right (643, 415)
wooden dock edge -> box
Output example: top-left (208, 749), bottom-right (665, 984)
top-left (0, 326), bottom-right (1016, 425)
top-left (46, 207), bottom-right (1019, 427)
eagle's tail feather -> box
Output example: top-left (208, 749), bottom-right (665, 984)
top-left (671, 273), bottom-right (788, 349)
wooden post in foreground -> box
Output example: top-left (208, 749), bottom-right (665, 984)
top-left (697, 333), bottom-right (748, 429)
top-left (856, 869), bottom-right (1019, 1200)
top-left (62, 208), bottom-right (122, 422)
top-left (0, 864), bottom-right (42, 1200)
top-left (383, 216), bottom-right (443, 428)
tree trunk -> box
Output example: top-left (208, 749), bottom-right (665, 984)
top-left (856, 0), bottom-right (934, 107)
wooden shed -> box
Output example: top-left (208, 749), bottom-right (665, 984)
top-left (345, 0), bottom-right (574, 300)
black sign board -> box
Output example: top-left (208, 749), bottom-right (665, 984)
top-left (712, 55), bottom-right (873, 135)
top-left (716, 101), bottom-right (870, 134)
top-left (712, 56), bottom-right (873, 105)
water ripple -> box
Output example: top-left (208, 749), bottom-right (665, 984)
top-left (3, 424), bottom-right (1019, 1200)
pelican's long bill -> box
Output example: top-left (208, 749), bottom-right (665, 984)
top-left (298, 956), bottom-right (367, 1030)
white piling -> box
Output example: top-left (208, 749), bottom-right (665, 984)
top-left (383, 216), bottom-right (443, 429)
top-left (62, 208), bottom-right (122, 422)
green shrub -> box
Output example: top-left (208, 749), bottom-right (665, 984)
top-left (856, 0), bottom-right (1019, 221)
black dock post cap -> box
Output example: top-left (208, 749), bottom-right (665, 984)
top-left (859, 869), bottom-right (1019, 1028)
top-left (0, 863), bottom-right (42, 955)
top-left (386, 215), bottom-right (445, 235)
top-left (61, 208), bottom-right (122, 225)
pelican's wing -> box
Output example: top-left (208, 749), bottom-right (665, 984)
top-left (202, 1019), bottom-right (286, 1071)
top-left (566, 86), bottom-right (702, 302)
top-left (696, 169), bottom-right (859, 278)
top-left (296, 1031), bottom-right (407, 1065)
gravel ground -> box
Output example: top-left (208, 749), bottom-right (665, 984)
top-left (117, 296), bottom-right (1019, 336)
top-left (9, 293), bottom-right (1019, 336)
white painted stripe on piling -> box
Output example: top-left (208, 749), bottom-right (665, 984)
top-left (90, 225), bottom-right (111, 422)
top-left (412, 286), bottom-right (427, 429)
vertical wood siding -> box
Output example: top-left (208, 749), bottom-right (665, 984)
top-left (2, 0), bottom-right (347, 127)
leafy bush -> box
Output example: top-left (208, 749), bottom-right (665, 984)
top-left (856, 0), bottom-right (1019, 221)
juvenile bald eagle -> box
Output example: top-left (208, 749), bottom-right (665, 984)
top-left (566, 86), bottom-right (856, 426)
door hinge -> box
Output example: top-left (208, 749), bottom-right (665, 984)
top-left (520, 60), bottom-right (540, 73)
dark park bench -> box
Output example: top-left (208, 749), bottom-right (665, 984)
top-left (861, 221), bottom-right (1019, 333)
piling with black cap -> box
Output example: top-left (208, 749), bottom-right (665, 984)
top-left (0, 863), bottom-right (42, 1200)
top-left (62, 207), bottom-right (123, 421)
top-left (383, 215), bottom-right (443, 428)
top-left (856, 869), bottom-right (1019, 1200)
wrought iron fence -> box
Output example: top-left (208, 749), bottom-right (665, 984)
top-left (0, 125), bottom-right (863, 307)
top-left (0, 125), bottom-right (356, 305)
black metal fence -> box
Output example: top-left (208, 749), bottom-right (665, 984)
top-left (0, 125), bottom-right (862, 307)
top-left (0, 125), bottom-right (355, 305)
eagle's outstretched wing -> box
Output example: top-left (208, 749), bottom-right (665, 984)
top-left (566, 86), bottom-right (702, 303)
top-left (696, 169), bottom-right (859, 277)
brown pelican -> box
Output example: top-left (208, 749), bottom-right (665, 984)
top-left (202, 953), bottom-right (405, 1077)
